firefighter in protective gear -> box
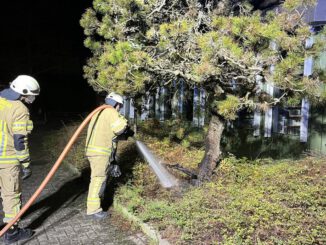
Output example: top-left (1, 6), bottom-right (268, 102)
top-left (0, 75), bottom-right (40, 244)
top-left (85, 92), bottom-right (134, 220)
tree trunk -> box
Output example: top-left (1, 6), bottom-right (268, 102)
top-left (197, 114), bottom-right (225, 183)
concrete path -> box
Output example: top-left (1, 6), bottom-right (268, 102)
top-left (0, 129), bottom-right (148, 245)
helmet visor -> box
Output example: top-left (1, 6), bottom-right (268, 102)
top-left (30, 87), bottom-right (40, 95)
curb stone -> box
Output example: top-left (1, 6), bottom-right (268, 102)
top-left (113, 200), bottom-right (170, 245)
top-left (67, 162), bottom-right (170, 245)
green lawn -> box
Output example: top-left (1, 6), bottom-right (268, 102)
top-left (117, 146), bottom-right (325, 244)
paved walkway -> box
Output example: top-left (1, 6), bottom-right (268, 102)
top-left (0, 130), bottom-right (148, 245)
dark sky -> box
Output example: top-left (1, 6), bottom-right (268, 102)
top-left (0, 0), bottom-right (96, 112)
top-left (251, 0), bottom-right (280, 10)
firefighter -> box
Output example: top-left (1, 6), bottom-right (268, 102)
top-left (85, 92), bottom-right (134, 219)
top-left (0, 75), bottom-right (40, 244)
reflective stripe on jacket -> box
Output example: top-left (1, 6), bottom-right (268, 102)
top-left (0, 97), bottom-right (32, 167)
top-left (85, 107), bottom-right (127, 156)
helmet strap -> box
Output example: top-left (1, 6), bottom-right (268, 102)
top-left (21, 95), bottom-right (36, 104)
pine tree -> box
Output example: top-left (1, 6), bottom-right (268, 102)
top-left (81, 0), bottom-right (325, 183)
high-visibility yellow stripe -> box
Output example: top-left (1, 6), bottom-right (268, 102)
top-left (0, 121), bottom-right (3, 156)
top-left (86, 147), bottom-right (110, 153)
top-left (12, 120), bottom-right (33, 132)
top-left (0, 155), bottom-right (19, 164)
top-left (87, 144), bottom-right (110, 150)
top-left (17, 153), bottom-right (29, 157)
top-left (87, 199), bottom-right (101, 204)
top-left (16, 150), bottom-right (28, 156)
top-left (89, 124), bottom-right (95, 145)
top-left (4, 213), bottom-right (15, 218)
top-left (0, 156), bottom-right (17, 161)
top-left (87, 202), bottom-right (101, 205)
top-left (0, 157), bottom-right (19, 164)
top-left (86, 149), bottom-right (111, 155)
top-left (5, 206), bottom-right (19, 218)
top-left (86, 145), bottom-right (111, 155)
top-left (12, 121), bottom-right (31, 126)
top-left (17, 153), bottom-right (29, 161)
top-left (15, 142), bottom-right (29, 161)
top-left (3, 121), bottom-right (7, 155)
top-left (0, 156), bottom-right (18, 159)
top-left (0, 120), bottom-right (8, 157)
top-left (87, 198), bottom-right (101, 201)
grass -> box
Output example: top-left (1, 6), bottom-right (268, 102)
top-left (41, 122), bottom-right (88, 171)
top-left (43, 120), bottom-right (326, 245)
top-left (116, 155), bottom-right (326, 244)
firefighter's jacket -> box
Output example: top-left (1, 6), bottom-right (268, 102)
top-left (0, 97), bottom-right (33, 167)
top-left (85, 107), bottom-right (127, 157)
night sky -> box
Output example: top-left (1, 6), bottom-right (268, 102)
top-left (0, 0), bottom-right (96, 113)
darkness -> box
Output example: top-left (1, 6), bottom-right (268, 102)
top-left (251, 0), bottom-right (281, 10)
top-left (0, 0), bottom-right (96, 114)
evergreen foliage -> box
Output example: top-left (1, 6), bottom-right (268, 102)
top-left (81, 0), bottom-right (325, 118)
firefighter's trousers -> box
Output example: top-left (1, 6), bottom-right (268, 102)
top-left (0, 165), bottom-right (21, 223)
top-left (87, 156), bottom-right (110, 215)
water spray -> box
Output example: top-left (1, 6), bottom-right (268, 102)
top-left (134, 139), bottom-right (178, 188)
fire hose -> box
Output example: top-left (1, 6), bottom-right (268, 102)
top-left (0, 104), bottom-right (111, 237)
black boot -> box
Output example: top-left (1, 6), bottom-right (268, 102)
top-left (87, 211), bottom-right (109, 220)
top-left (3, 225), bottom-right (34, 244)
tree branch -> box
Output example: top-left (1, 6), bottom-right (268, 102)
top-left (148, 0), bottom-right (166, 17)
top-left (148, 67), bottom-right (201, 82)
top-left (267, 91), bottom-right (288, 106)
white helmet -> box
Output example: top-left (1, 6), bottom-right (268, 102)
top-left (105, 92), bottom-right (124, 106)
top-left (10, 75), bottom-right (40, 96)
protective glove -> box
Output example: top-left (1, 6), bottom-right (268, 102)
top-left (116, 126), bottom-right (135, 141)
top-left (108, 164), bottom-right (121, 178)
top-left (125, 126), bottom-right (135, 138)
top-left (22, 166), bottom-right (32, 180)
